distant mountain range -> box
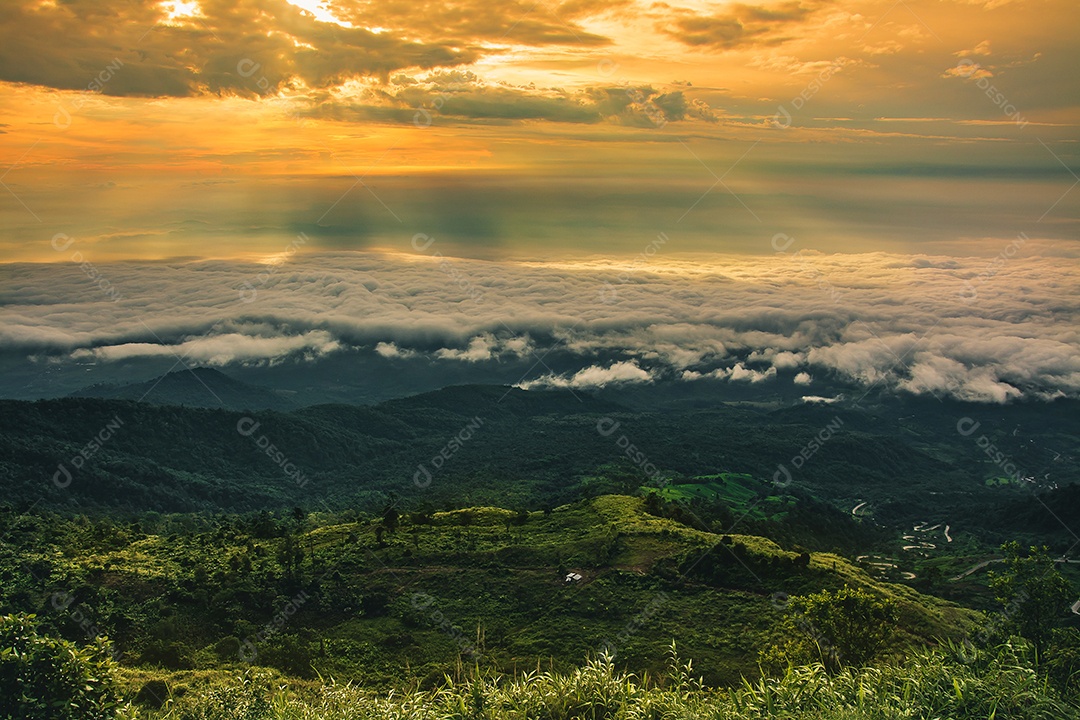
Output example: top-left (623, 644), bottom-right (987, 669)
top-left (69, 367), bottom-right (296, 412)
top-left (0, 345), bottom-right (862, 409)
top-left (1, 381), bottom-right (1076, 555)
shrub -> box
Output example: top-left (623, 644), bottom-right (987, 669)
top-left (0, 613), bottom-right (126, 720)
top-left (134, 679), bottom-right (170, 708)
top-left (759, 586), bottom-right (897, 674)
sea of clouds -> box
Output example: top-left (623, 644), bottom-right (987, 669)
top-left (2, 247), bottom-right (1078, 403)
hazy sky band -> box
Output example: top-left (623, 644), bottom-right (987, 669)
top-left (2, 152), bottom-right (1078, 261)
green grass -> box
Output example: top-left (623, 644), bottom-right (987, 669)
top-left (0, 496), bottom-right (977, 689)
top-left (643, 473), bottom-right (793, 521)
top-left (130, 642), bottom-right (1080, 719)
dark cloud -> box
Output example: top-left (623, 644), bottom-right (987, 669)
top-left (664, 1), bottom-right (821, 49)
top-left (556, 0), bottom-right (635, 19)
top-left (305, 72), bottom-right (695, 125)
top-left (334, 0), bottom-right (613, 46)
top-left (0, 0), bottom-right (609, 98)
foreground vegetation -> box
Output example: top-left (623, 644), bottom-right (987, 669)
top-left (5, 622), bottom-right (1079, 720)
top-left (146, 644), bottom-right (1080, 720)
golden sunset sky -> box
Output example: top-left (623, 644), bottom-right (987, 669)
top-left (0, 0), bottom-right (1076, 263)
top-left (1, 0), bottom-right (1079, 405)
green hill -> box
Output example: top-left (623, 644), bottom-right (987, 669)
top-left (0, 495), bottom-right (974, 691)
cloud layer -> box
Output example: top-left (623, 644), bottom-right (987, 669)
top-left (3, 248), bottom-right (1079, 403)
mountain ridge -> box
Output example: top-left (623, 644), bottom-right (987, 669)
top-left (69, 366), bottom-right (296, 412)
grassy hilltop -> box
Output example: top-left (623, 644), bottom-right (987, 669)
top-left (4, 495), bottom-right (974, 692)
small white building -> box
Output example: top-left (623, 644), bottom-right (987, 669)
top-left (565, 572), bottom-right (583, 584)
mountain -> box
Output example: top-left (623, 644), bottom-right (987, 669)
top-left (69, 367), bottom-right (296, 412)
top-left (1, 385), bottom-right (1076, 559)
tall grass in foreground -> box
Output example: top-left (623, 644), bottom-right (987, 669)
top-left (153, 641), bottom-right (1078, 720)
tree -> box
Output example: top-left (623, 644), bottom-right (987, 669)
top-left (278, 534), bottom-right (304, 580)
top-left (759, 586), bottom-right (897, 674)
top-left (381, 504), bottom-right (399, 534)
top-left (987, 542), bottom-right (1072, 660)
top-left (0, 613), bottom-right (126, 720)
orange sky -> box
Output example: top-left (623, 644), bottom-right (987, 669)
top-left (1, 0), bottom-right (1078, 262)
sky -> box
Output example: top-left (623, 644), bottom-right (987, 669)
top-left (1, 0), bottom-right (1078, 402)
